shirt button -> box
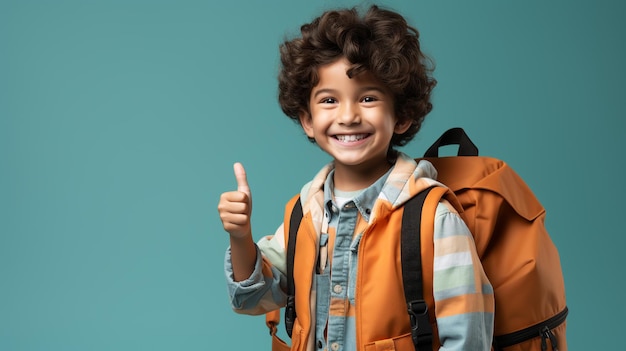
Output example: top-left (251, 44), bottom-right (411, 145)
top-left (317, 340), bottom-right (323, 349)
top-left (333, 284), bottom-right (342, 294)
top-left (331, 342), bottom-right (340, 351)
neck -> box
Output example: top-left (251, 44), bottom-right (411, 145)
top-left (333, 161), bottom-right (392, 192)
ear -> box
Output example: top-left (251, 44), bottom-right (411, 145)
top-left (394, 118), bottom-right (412, 134)
top-left (299, 111), bottom-right (315, 138)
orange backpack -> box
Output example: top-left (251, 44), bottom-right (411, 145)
top-left (417, 128), bottom-right (567, 350)
top-left (267, 128), bottom-right (568, 351)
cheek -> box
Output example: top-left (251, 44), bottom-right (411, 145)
top-left (384, 116), bottom-right (401, 134)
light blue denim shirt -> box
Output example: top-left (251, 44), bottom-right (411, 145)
top-left (314, 168), bottom-right (390, 351)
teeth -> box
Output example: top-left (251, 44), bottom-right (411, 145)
top-left (336, 134), bottom-right (368, 142)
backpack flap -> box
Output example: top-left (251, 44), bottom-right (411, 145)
top-left (471, 159), bottom-right (545, 222)
top-left (423, 156), bottom-right (545, 254)
top-left (425, 156), bottom-right (544, 222)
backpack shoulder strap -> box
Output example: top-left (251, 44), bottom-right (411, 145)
top-left (401, 186), bottom-right (450, 351)
top-left (284, 196), bottom-right (303, 337)
top-left (265, 195), bottom-right (302, 344)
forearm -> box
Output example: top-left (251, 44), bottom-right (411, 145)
top-left (229, 234), bottom-right (257, 281)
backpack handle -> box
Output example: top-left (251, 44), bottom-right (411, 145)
top-left (423, 127), bottom-right (479, 157)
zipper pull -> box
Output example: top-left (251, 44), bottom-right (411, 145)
top-left (540, 326), bottom-right (558, 351)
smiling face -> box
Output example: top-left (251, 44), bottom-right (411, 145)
top-left (299, 58), bottom-right (412, 189)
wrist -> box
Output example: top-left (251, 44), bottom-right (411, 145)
top-left (229, 232), bottom-right (253, 247)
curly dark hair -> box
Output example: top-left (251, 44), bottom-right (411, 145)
top-left (278, 5), bottom-right (436, 146)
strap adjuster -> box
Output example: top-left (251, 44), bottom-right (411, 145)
top-left (284, 296), bottom-right (296, 337)
top-left (407, 300), bottom-right (433, 346)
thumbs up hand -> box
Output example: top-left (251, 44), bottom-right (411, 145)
top-left (218, 163), bottom-right (253, 239)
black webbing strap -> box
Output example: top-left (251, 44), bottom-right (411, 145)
top-left (401, 187), bottom-right (435, 351)
top-left (284, 197), bottom-right (303, 338)
top-left (423, 127), bottom-right (478, 157)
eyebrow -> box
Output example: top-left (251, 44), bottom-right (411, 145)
top-left (312, 88), bottom-right (336, 99)
top-left (312, 86), bottom-right (387, 99)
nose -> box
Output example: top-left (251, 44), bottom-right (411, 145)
top-left (338, 102), bottom-right (361, 125)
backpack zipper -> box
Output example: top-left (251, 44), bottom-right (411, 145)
top-left (493, 306), bottom-right (568, 350)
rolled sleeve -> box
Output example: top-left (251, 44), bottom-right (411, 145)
top-left (224, 244), bottom-right (287, 314)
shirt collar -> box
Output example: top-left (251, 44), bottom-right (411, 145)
top-left (323, 166), bottom-right (393, 223)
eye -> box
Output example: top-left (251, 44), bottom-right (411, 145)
top-left (362, 96), bottom-right (378, 103)
top-left (320, 97), bottom-right (337, 104)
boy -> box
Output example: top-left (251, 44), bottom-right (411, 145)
top-left (218, 5), bottom-right (494, 351)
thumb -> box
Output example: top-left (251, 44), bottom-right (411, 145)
top-left (233, 162), bottom-right (251, 197)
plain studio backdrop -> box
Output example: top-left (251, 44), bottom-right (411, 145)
top-left (1, 0), bottom-right (624, 350)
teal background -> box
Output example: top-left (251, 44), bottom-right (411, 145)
top-left (1, 0), bottom-right (624, 349)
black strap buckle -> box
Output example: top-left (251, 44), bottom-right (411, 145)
top-left (284, 296), bottom-right (296, 338)
top-left (407, 300), bottom-right (433, 347)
